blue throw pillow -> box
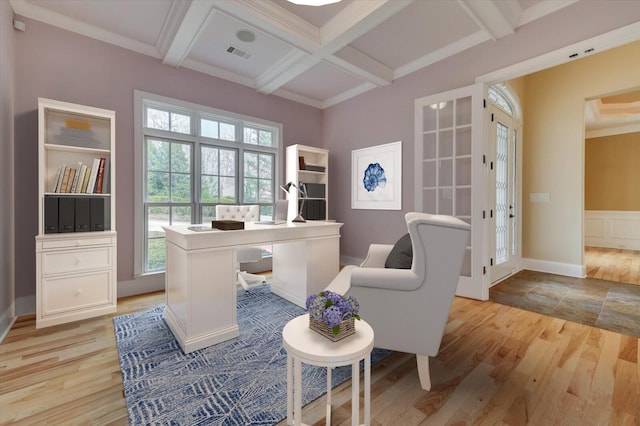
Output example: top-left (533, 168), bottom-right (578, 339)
top-left (384, 233), bottom-right (412, 269)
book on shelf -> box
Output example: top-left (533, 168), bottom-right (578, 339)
top-left (75, 164), bottom-right (88, 193)
top-left (86, 158), bottom-right (101, 194)
top-left (64, 167), bottom-right (76, 193)
top-left (54, 165), bottom-right (66, 193)
top-left (70, 162), bottom-right (82, 193)
top-left (81, 166), bottom-right (91, 193)
top-left (60, 167), bottom-right (71, 193)
top-left (51, 166), bottom-right (63, 192)
top-left (95, 157), bottom-right (106, 194)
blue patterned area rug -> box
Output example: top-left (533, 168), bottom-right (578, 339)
top-left (113, 286), bottom-right (390, 425)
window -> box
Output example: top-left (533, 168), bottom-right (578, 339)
top-left (135, 92), bottom-right (282, 274)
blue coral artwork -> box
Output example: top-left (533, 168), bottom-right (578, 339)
top-left (351, 141), bottom-right (402, 210)
top-left (363, 163), bottom-right (387, 192)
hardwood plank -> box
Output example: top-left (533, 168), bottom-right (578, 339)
top-left (2, 287), bottom-right (639, 426)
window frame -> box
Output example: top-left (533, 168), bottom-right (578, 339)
top-left (134, 90), bottom-right (282, 276)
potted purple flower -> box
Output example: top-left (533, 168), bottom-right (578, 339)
top-left (306, 290), bottom-right (360, 341)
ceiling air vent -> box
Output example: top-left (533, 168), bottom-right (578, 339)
top-left (226, 45), bottom-right (253, 60)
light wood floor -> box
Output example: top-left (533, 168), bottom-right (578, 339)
top-left (585, 246), bottom-right (640, 285)
top-left (2, 290), bottom-right (638, 425)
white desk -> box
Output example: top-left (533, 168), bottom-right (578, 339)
top-left (163, 221), bottom-right (343, 353)
top-left (283, 314), bottom-right (374, 426)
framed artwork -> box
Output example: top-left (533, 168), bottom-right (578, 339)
top-left (351, 141), bottom-right (402, 210)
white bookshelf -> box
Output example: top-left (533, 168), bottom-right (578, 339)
top-left (285, 144), bottom-right (329, 221)
top-left (35, 98), bottom-right (117, 328)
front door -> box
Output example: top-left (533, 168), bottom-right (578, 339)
top-left (489, 104), bottom-right (518, 283)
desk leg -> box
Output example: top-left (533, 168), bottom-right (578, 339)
top-left (326, 367), bottom-right (332, 425)
top-left (365, 354), bottom-right (371, 426)
top-left (294, 357), bottom-right (302, 426)
top-left (352, 362), bottom-right (359, 426)
top-left (287, 354), bottom-right (293, 425)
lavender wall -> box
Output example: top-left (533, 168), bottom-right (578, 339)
top-left (1, 1), bottom-right (16, 329)
top-left (13, 18), bottom-right (323, 303)
top-left (323, 1), bottom-right (640, 260)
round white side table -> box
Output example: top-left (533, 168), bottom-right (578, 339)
top-left (282, 314), bottom-right (374, 426)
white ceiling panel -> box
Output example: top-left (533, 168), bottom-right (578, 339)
top-left (26, 0), bottom-right (172, 47)
top-left (188, 12), bottom-right (295, 79)
top-left (347, 0), bottom-right (481, 69)
top-left (281, 60), bottom-right (364, 102)
top-left (12, 0), bottom-right (591, 108)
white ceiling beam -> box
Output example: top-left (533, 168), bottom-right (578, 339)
top-left (162, 1), bottom-right (216, 67)
top-left (255, 49), bottom-right (322, 94)
top-left (156, 0), bottom-right (192, 57)
top-left (329, 46), bottom-right (393, 87)
top-left (253, 0), bottom-right (412, 94)
top-left (320, 0), bottom-right (414, 51)
top-left (457, 0), bottom-right (520, 40)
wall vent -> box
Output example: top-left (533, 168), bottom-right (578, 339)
top-left (226, 45), bottom-right (253, 60)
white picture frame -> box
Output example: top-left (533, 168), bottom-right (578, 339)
top-left (351, 141), bottom-right (402, 210)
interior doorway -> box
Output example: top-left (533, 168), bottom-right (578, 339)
top-left (583, 88), bottom-right (640, 286)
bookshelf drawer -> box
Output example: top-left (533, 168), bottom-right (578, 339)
top-left (42, 270), bottom-right (112, 315)
top-left (41, 236), bottom-right (113, 249)
top-left (42, 247), bottom-right (112, 275)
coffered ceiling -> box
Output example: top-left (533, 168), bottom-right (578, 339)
top-left (10, 0), bottom-right (581, 108)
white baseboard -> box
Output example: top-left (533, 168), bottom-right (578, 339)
top-left (118, 273), bottom-right (165, 299)
top-left (0, 304), bottom-right (16, 344)
top-left (521, 258), bottom-right (585, 278)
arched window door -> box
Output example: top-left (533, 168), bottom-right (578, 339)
top-left (488, 84), bottom-right (522, 284)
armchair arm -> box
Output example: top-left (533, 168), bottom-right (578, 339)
top-left (351, 267), bottom-right (422, 291)
top-left (360, 244), bottom-right (394, 268)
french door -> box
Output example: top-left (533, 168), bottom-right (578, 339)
top-left (415, 83), bottom-right (488, 300)
top-left (488, 104), bottom-right (519, 284)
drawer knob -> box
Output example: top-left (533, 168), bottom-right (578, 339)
top-left (75, 257), bottom-right (82, 265)
top-left (75, 289), bottom-right (83, 296)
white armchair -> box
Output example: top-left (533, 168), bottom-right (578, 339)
top-left (325, 212), bottom-right (470, 390)
top-left (215, 205), bottom-right (266, 292)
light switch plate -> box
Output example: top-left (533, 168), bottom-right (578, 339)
top-left (529, 193), bottom-right (550, 203)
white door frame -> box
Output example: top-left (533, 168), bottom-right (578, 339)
top-left (415, 83), bottom-right (489, 300)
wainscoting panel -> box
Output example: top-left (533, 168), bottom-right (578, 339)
top-left (585, 210), bottom-right (640, 250)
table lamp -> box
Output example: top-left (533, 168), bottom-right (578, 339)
top-left (280, 182), bottom-right (306, 222)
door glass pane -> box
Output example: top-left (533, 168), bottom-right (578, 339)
top-left (439, 188), bottom-right (453, 215)
top-left (423, 160), bottom-right (436, 187)
top-left (439, 130), bottom-right (453, 157)
top-left (456, 96), bottom-right (472, 125)
top-left (423, 106), bottom-right (437, 131)
top-left (422, 189), bottom-right (436, 213)
top-left (495, 121), bottom-right (509, 264)
top-left (439, 159), bottom-right (453, 186)
top-left (456, 127), bottom-right (471, 156)
top-left (438, 102), bottom-right (453, 128)
top-left (423, 133), bottom-right (436, 159)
